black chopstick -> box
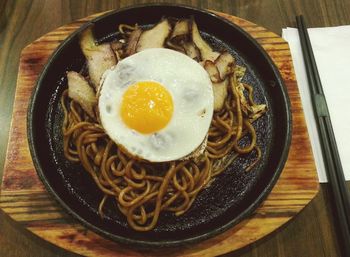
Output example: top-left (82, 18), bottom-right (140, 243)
top-left (296, 15), bottom-right (350, 254)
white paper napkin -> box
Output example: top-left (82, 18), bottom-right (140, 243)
top-left (282, 26), bottom-right (350, 182)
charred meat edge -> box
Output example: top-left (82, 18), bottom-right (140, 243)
top-left (79, 26), bottom-right (117, 91)
top-left (169, 19), bottom-right (190, 43)
top-left (125, 28), bottom-right (142, 56)
top-left (182, 41), bottom-right (201, 61)
top-left (215, 51), bottom-right (235, 81)
top-left (204, 60), bottom-right (221, 83)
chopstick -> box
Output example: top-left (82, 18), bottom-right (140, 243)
top-left (296, 15), bottom-right (350, 254)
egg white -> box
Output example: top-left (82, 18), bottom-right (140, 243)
top-left (98, 48), bottom-right (214, 162)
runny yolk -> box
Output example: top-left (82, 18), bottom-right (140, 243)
top-left (120, 81), bottom-right (174, 134)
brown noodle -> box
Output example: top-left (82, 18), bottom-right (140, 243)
top-left (60, 24), bottom-right (265, 232)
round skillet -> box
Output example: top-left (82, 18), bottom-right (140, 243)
top-left (28, 4), bottom-right (292, 247)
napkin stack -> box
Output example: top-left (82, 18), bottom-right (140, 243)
top-left (282, 26), bottom-right (350, 182)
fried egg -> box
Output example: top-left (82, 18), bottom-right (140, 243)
top-left (98, 48), bottom-right (213, 162)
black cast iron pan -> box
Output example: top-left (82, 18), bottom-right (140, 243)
top-left (28, 4), bottom-right (292, 247)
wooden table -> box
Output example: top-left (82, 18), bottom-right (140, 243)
top-left (0, 1), bottom-right (349, 256)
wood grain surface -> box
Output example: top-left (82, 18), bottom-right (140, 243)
top-left (0, 1), bottom-right (349, 257)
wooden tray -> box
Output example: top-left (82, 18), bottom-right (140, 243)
top-left (0, 10), bottom-right (319, 257)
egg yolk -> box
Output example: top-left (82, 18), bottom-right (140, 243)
top-left (120, 81), bottom-right (174, 134)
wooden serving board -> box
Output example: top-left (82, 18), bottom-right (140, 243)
top-left (0, 10), bottom-right (319, 257)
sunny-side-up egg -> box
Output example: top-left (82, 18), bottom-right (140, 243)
top-left (98, 48), bottom-right (214, 162)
